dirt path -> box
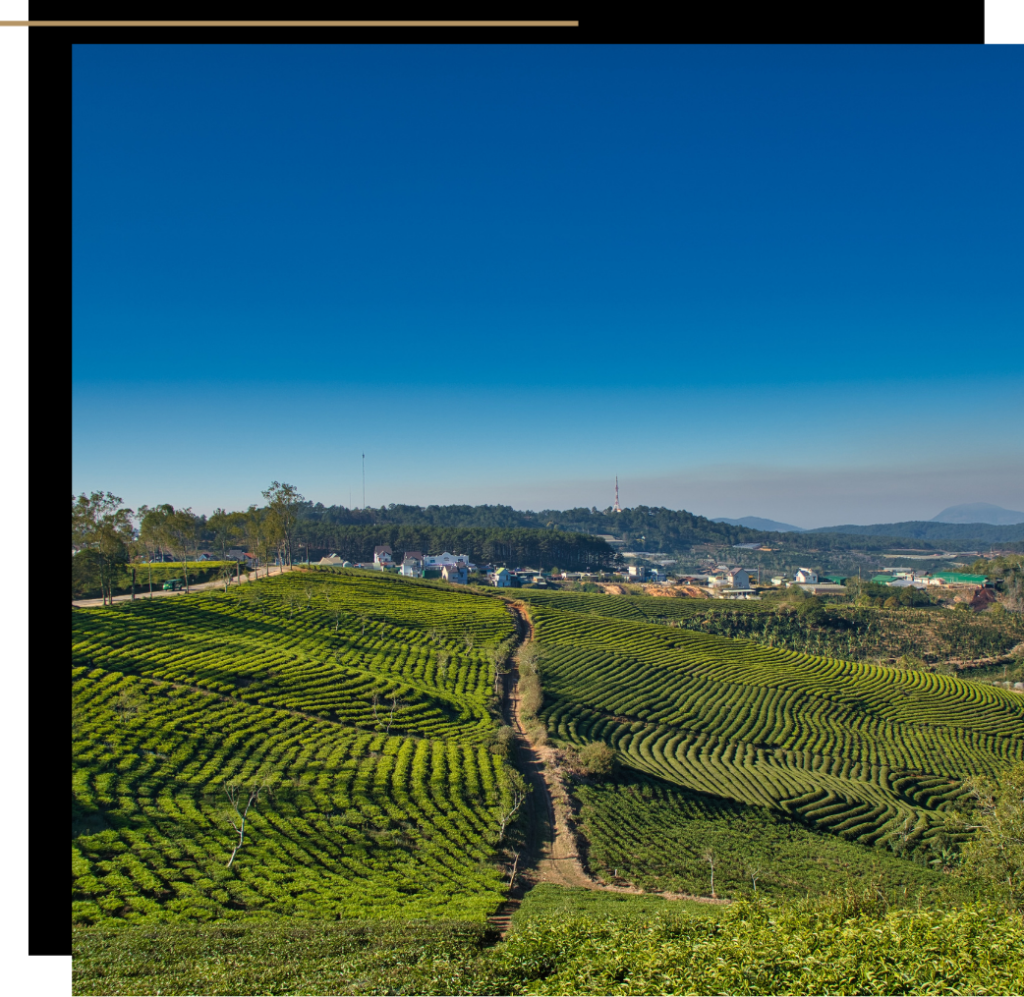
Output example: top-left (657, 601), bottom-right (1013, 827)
top-left (502, 601), bottom-right (727, 906)
top-left (72, 564), bottom-right (304, 608)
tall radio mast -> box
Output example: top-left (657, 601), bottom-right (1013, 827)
top-left (613, 476), bottom-right (622, 513)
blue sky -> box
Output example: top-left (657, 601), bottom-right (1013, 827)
top-left (72, 44), bottom-right (1024, 527)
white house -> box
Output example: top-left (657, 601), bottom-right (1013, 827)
top-left (399, 551), bottom-right (423, 577)
top-left (423, 552), bottom-right (468, 569)
top-left (794, 568), bottom-right (818, 584)
top-left (373, 545), bottom-right (393, 565)
top-left (490, 567), bottom-right (513, 588)
top-left (627, 564), bottom-right (647, 581)
top-left (441, 563), bottom-right (468, 585)
top-left (728, 568), bottom-right (752, 589)
top-left (319, 554), bottom-right (344, 565)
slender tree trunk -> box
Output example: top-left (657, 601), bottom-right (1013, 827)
top-left (131, 567), bottom-right (136, 601)
top-left (148, 561), bottom-right (153, 598)
top-left (184, 554), bottom-right (190, 594)
top-left (226, 811), bottom-right (247, 868)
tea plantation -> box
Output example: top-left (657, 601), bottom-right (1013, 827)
top-left (72, 570), bottom-right (518, 925)
top-left (71, 570), bottom-right (1024, 994)
top-left (527, 601), bottom-right (1024, 859)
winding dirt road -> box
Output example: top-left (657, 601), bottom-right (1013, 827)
top-left (503, 600), bottom-right (727, 905)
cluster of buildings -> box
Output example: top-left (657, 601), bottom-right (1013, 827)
top-left (318, 546), bottom-right (472, 583)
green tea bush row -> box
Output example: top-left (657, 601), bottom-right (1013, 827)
top-left (529, 605), bottom-right (1024, 856)
top-left (71, 899), bottom-right (1024, 995)
top-left (72, 571), bottom-right (523, 929)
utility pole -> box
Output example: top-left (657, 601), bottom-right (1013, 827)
top-left (362, 453), bottom-right (366, 508)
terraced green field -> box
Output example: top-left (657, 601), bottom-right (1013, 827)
top-left (519, 588), bottom-right (737, 624)
top-left (530, 602), bottom-right (1024, 856)
top-left (72, 570), bottom-right (518, 925)
top-left (573, 771), bottom-right (976, 902)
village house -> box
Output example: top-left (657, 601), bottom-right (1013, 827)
top-left (423, 551), bottom-right (469, 569)
top-left (441, 563), bottom-right (468, 585)
top-left (489, 567), bottom-right (513, 588)
top-left (399, 551), bottom-right (424, 577)
top-left (627, 564), bottom-right (647, 581)
top-left (373, 545), bottom-right (393, 565)
top-left (728, 568), bottom-right (751, 589)
top-left (794, 568), bottom-right (818, 584)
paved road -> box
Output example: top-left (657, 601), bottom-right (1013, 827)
top-left (72, 564), bottom-right (303, 608)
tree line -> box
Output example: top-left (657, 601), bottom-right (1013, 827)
top-left (72, 482), bottom-right (303, 604)
top-left (297, 502), bottom-right (973, 554)
top-left (72, 484), bottom-right (615, 603)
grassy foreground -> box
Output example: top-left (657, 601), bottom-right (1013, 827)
top-left (72, 895), bottom-right (1024, 996)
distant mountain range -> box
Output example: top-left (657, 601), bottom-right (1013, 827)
top-left (712, 516), bottom-right (806, 533)
top-left (714, 503), bottom-right (1024, 542)
top-left (806, 521), bottom-right (1024, 543)
top-left (930, 503), bottom-right (1024, 525)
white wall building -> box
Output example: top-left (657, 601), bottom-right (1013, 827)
top-left (794, 568), bottom-right (818, 584)
top-left (728, 568), bottom-right (752, 589)
top-left (423, 552), bottom-right (468, 569)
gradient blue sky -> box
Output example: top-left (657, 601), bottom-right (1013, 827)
top-left (72, 44), bottom-right (1024, 527)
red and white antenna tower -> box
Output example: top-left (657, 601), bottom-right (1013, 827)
top-left (613, 476), bottom-right (622, 513)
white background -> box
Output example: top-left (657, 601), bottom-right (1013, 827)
top-left (1, 3), bottom-right (1020, 995)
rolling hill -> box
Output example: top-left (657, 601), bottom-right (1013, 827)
top-left (931, 502), bottom-right (1024, 525)
top-left (71, 569), bottom-right (1024, 995)
top-left (807, 520), bottom-right (1024, 543)
top-left (712, 515), bottom-right (807, 532)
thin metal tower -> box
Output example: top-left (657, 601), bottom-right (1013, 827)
top-left (613, 476), bottom-right (622, 513)
top-left (362, 453), bottom-right (366, 508)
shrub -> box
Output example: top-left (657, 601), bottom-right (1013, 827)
top-left (578, 742), bottom-right (615, 776)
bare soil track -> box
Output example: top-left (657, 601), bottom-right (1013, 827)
top-left (486, 601), bottom-right (726, 937)
top-left (72, 564), bottom-right (303, 608)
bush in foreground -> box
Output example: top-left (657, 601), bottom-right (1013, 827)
top-left (73, 898), bottom-right (1024, 996)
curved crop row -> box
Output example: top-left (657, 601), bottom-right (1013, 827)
top-left (531, 606), bottom-right (1021, 853)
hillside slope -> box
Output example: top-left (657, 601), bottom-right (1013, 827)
top-left (72, 571), bottom-right (518, 925)
top-left (528, 603), bottom-right (1024, 859)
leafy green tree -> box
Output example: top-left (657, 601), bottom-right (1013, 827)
top-left (262, 482), bottom-right (304, 568)
top-left (207, 508), bottom-right (247, 560)
top-left (72, 492), bottom-right (133, 604)
top-left (149, 506), bottom-right (201, 594)
top-left (243, 505), bottom-right (272, 578)
top-left (132, 505), bottom-right (159, 598)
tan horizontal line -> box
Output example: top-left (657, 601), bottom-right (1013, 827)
top-left (0, 20), bottom-right (578, 27)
